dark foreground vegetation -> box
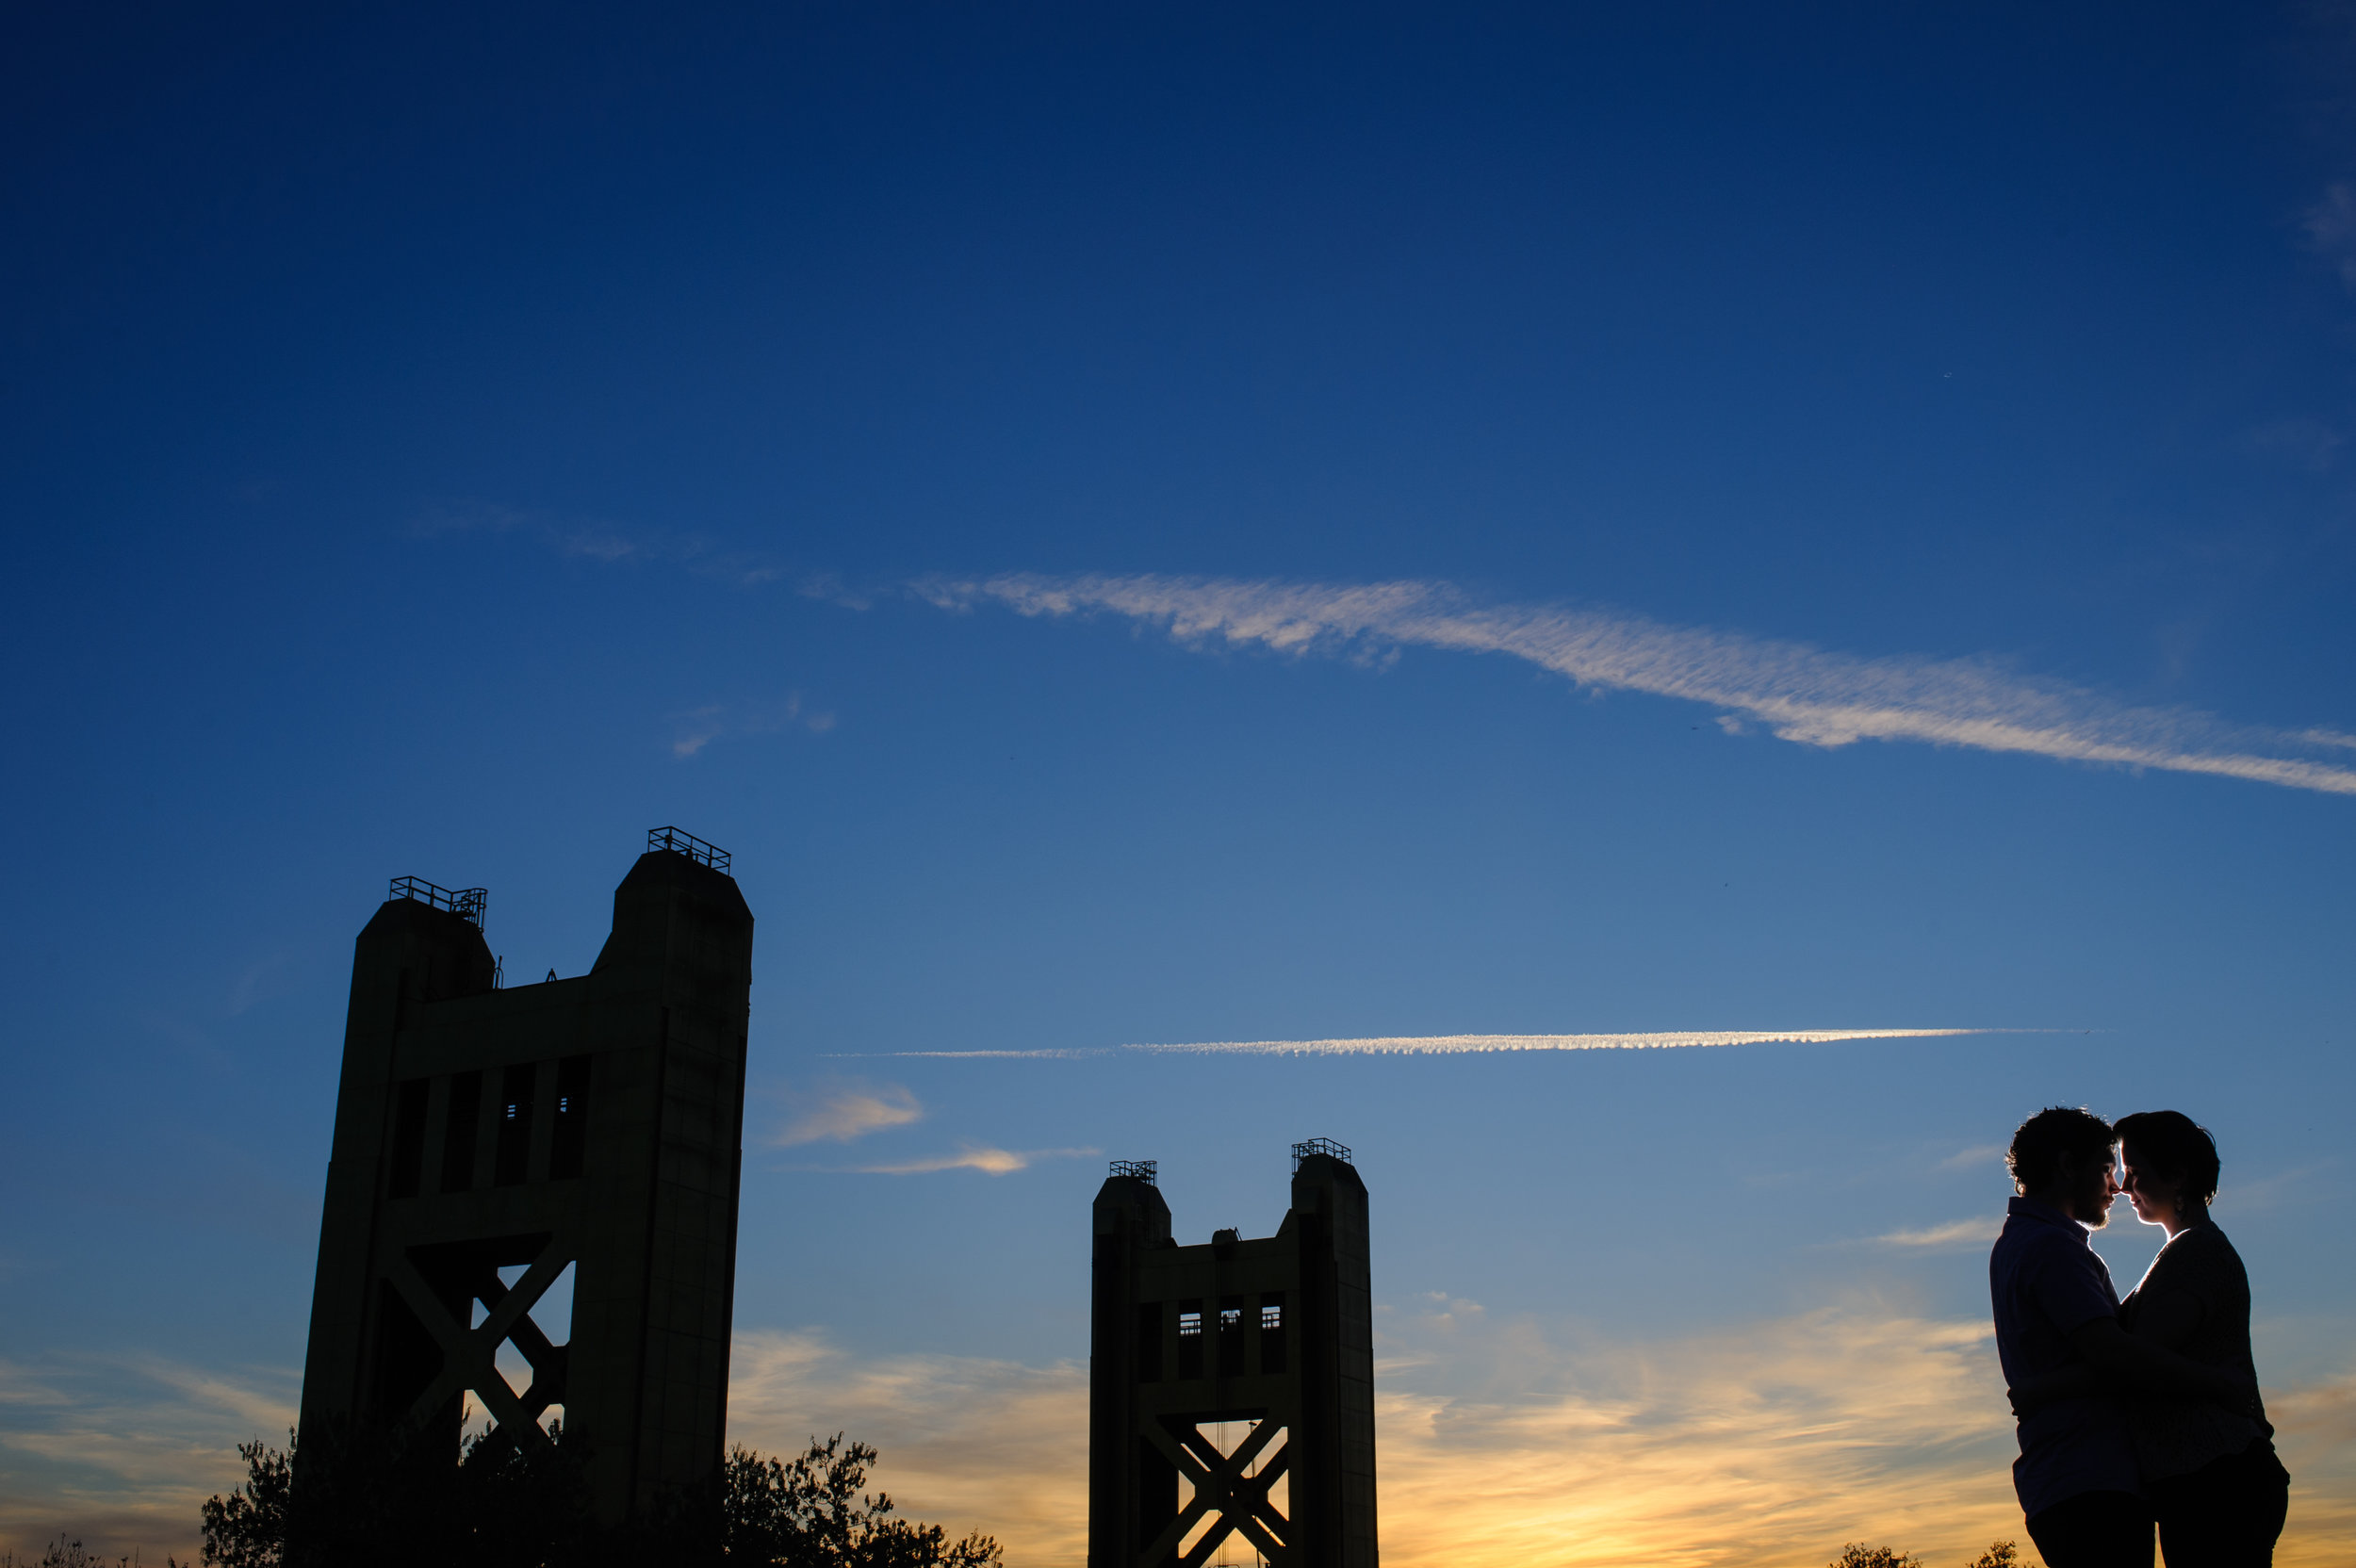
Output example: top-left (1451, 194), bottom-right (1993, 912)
top-left (2, 1530), bottom-right (2038, 1568)
top-left (2, 1544), bottom-right (146, 1568)
top-left (181, 1425), bottom-right (1001, 1568)
top-left (9, 1448), bottom-right (2037, 1568)
top-left (1831, 1543), bottom-right (2025, 1567)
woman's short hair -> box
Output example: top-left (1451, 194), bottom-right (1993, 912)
top-left (2006, 1106), bottom-right (2116, 1194)
top-left (2114, 1109), bottom-right (2220, 1208)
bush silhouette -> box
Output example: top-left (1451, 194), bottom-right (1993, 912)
top-left (1827, 1541), bottom-right (2028, 1568)
top-left (193, 1424), bottom-right (1001, 1568)
top-left (0, 1544), bottom-right (152, 1568)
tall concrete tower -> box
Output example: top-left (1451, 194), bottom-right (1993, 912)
top-left (1089, 1142), bottom-right (1378, 1568)
top-left (296, 828), bottom-right (753, 1517)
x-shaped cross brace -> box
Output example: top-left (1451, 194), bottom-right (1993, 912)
top-left (1139, 1417), bottom-right (1292, 1568)
top-left (387, 1240), bottom-right (573, 1446)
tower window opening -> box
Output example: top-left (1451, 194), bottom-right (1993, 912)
top-left (1135, 1302), bottom-right (1162, 1383)
top-left (441, 1071), bottom-right (483, 1193)
top-left (549, 1054), bottom-right (591, 1179)
top-left (387, 1078), bottom-right (429, 1200)
top-left (1218, 1296), bottom-right (1246, 1377)
top-left (494, 1063), bottom-right (536, 1186)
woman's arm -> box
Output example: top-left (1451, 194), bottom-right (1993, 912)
top-left (2120, 1281), bottom-right (2202, 1352)
top-left (2065, 1316), bottom-right (2259, 1415)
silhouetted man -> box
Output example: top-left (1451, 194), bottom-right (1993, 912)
top-left (1992, 1106), bottom-right (2151, 1568)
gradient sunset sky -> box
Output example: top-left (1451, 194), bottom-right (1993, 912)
top-left (6, 5), bottom-right (2356, 1564)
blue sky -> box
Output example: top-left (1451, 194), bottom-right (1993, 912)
top-left (6, 5), bottom-right (2356, 1563)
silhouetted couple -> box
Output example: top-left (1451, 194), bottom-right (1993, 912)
top-left (1990, 1107), bottom-right (2289, 1568)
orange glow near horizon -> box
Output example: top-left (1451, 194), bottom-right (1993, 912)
top-left (725, 1305), bottom-right (2356, 1568)
top-left (1, 1313), bottom-right (2346, 1566)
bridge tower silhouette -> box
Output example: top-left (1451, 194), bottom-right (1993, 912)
top-left (296, 828), bottom-right (753, 1518)
top-left (1089, 1141), bottom-right (1379, 1568)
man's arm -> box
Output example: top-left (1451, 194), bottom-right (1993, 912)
top-left (2065, 1316), bottom-right (2257, 1413)
top-left (2007, 1360), bottom-right (2097, 1417)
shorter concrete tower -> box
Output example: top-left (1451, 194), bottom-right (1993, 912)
top-left (297, 829), bottom-right (753, 1518)
top-left (1089, 1142), bottom-right (1378, 1568)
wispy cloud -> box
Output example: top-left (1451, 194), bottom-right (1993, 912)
top-left (865, 1028), bottom-right (1990, 1059)
top-left (831, 1144), bottom-right (1100, 1176)
top-left (672, 694), bottom-right (835, 758)
top-left (772, 1084), bottom-right (924, 1147)
top-left (915, 573), bottom-right (2356, 796)
top-left (1371, 1298), bottom-right (2024, 1568)
top-left (2212, 1156), bottom-right (2335, 1217)
top-left (412, 501), bottom-right (783, 585)
top-left (224, 950), bottom-right (292, 1018)
top-left (2272, 1367), bottom-right (2356, 1554)
top-left (1869, 1217), bottom-right (2002, 1249)
top-left (1936, 1143), bottom-right (2007, 1174)
top-left (2243, 416), bottom-right (2348, 472)
top-left (724, 1305), bottom-right (2356, 1568)
top-left (12, 1323), bottom-right (2351, 1568)
top-left (0, 1353), bottom-right (298, 1563)
top-left (2308, 182), bottom-right (2356, 290)
top-left (853, 1048), bottom-right (1117, 1060)
top-left (728, 1330), bottom-right (1087, 1564)
top-left (1375, 1296), bottom-right (2354, 1567)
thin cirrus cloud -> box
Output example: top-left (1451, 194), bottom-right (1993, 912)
top-left (413, 501), bottom-right (783, 585)
top-left (864, 1028), bottom-right (1990, 1059)
top-left (728, 1330), bottom-right (1088, 1564)
top-left (833, 1145), bottom-right (1101, 1176)
top-left (912, 573), bottom-right (2356, 797)
top-left (673, 694), bottom-right (836, 759)
top-left (0, 1351), bottom-right (299, 1561)
top-left (2307, 181), bottom-right (2356, 290)
top-left (772, 1085), bottom-right (924, 1147)
top-left (1870, 1217), bottom-right (2003, 1249)
top-left (9, 1313), bottom-right (2349, 1566)
top-left (723, 1301), bottom-right (2356, 1567)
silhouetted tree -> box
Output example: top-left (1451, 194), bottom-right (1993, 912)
top-left (200, 1420), bottom-right (591, 1568)
top-left (196, 1438), bottom-right (289, 1568)
top-left (1829, 1546), bottom-right (1922, 1568)
top-left (724, 1436), bottom-right (1000, 1568)
top-left (0, 1543), bottom-right (153, 1568)
top-left (1824, 1542), bottom-right (2028, 1568)
top-left (194, 1427), bottom-right (999, 1568)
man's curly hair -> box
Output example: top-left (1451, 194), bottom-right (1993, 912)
top-left (2005, 1105), bottom-right (2115, 1195)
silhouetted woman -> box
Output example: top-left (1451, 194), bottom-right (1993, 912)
top-left (2113, 1110), bottom-right (2289, 1566)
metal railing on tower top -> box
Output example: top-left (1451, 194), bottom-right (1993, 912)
top-left (648, 825), bottom-right (730, 871)
top-left (1291, 1137), bottom-right (1352, 1171)
top-left (387, 875), bottom-right (487, 928)
top-left (1109, 1159), bottom-right (1158, 1184)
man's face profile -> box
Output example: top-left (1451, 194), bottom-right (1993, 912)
top-left (2058, 1144), bottom-right (2120, 1229)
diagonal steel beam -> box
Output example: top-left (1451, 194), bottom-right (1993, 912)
top-left (389, 1239), bottom-right (571, 1445)
top-left (1138, 1420), bottom-right (1287, 1568)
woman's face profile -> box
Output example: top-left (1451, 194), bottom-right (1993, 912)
top-left (2119, 1140), bottom-right (2183, 1229)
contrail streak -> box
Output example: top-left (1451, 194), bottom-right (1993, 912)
top-left (859, 1027), bottom-right (1991, 1058)
top-left (913, 573), bottom-right (2356, 796)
